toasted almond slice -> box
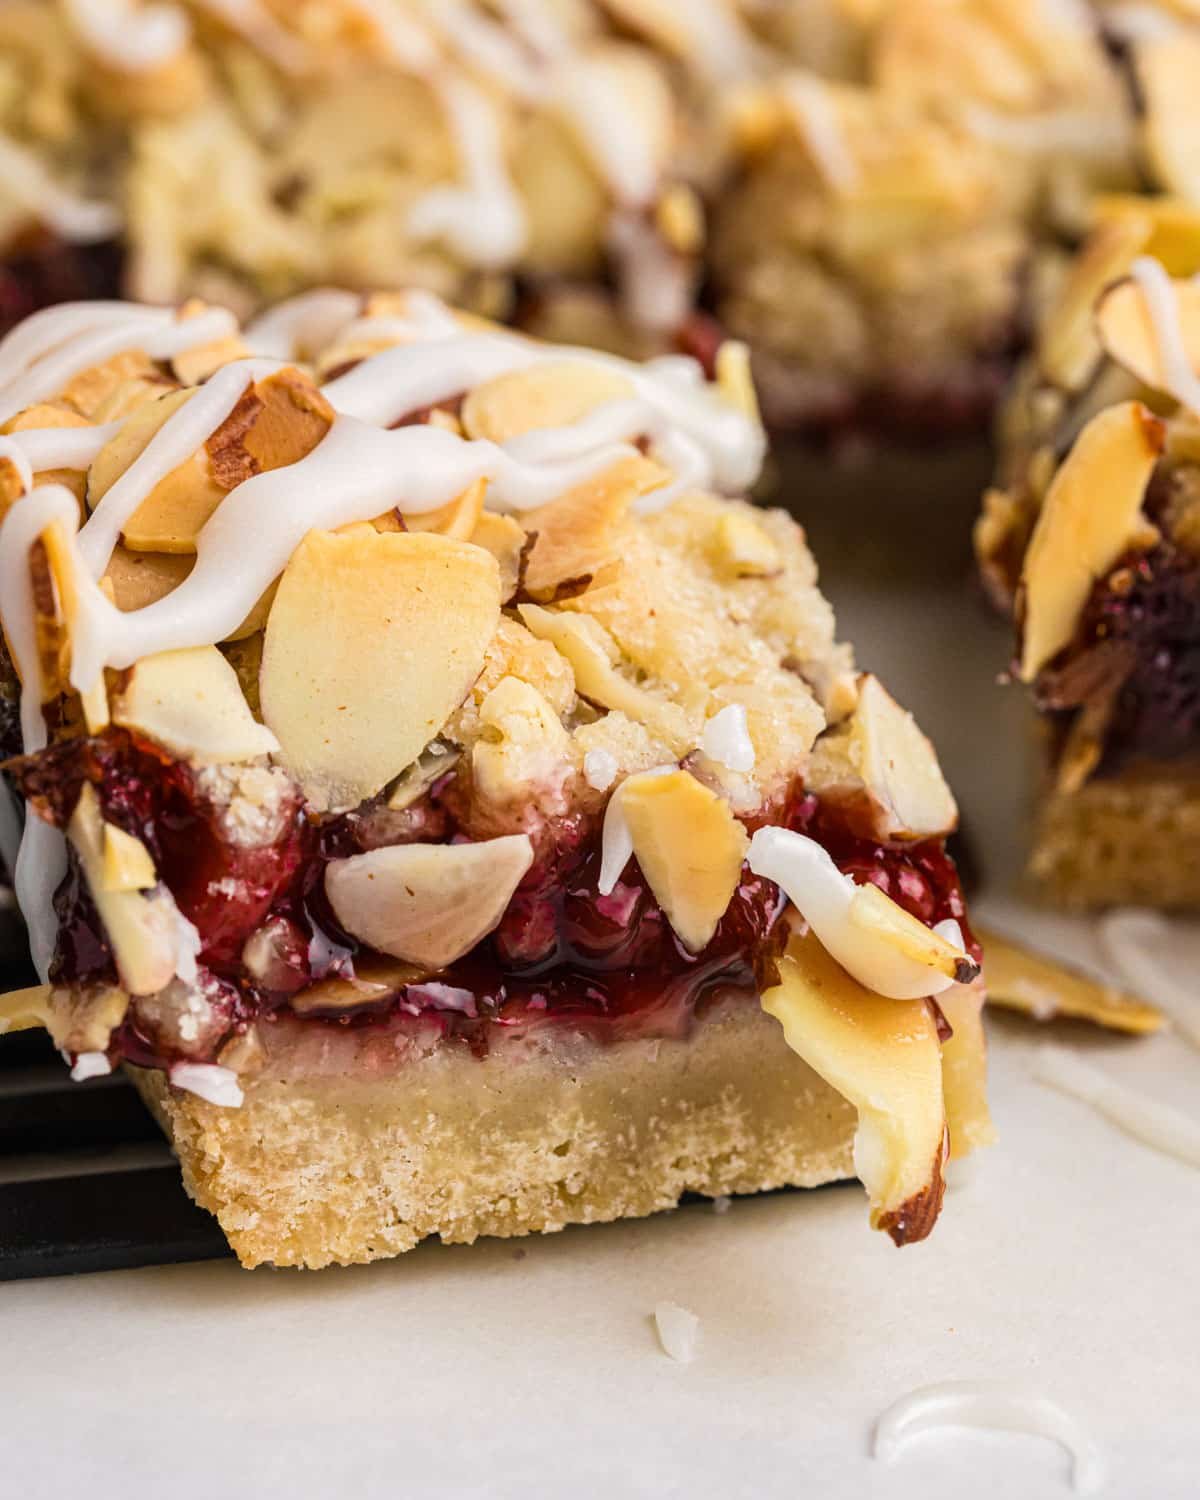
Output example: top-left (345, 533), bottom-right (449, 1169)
top-left (470, 511), bottom-right (526, 602)
top-left (807, 674), bottom-right (958, 841)
top-left (1096, 274), bottom-right (1200, 396)
top-left (112, 645), bottom-right (279, 765)
top-left (1018, 402), bottom-right (1163, 681)
top-left (618, 769), bottom-right (748, 952)
top-left (848, 884), bottom-right (979, 986)
top-left (102, 823), bottom-right (158, 892)
top-left (387, 741), bottom-right (462, 812)
top-left (68, 784), bottom-right (179, 997)
top-left (289, 959), bottom-right (428, 1017)
top-left (0, 984), bottom-right (54, 1035)
top-left (460, 361), bottom-right (633, 444)
top-left (747, 827), bottom-right (977, 1000)
top-left (90, 389), bottom-right (226, 553)
top-left (404, 477), bottom-right (487, 540)
top-left (1092, 194), bottom-right (1200, 277)
top-left (521, 456), bottom-right (652, 599)
top-left (518, 603), bottom-right (692, 753)
top-left (1037, 215), bottom-right (1152, 391)
top-left (762, 928), bottom-right (948, 1245)
top-left (206, 367), bottom-right (334, 492)
top-left (261, 529), bottom-right (501, 812)
top-left (937, 985), bottom-right (995, 1159)
top-left (325, 836), bottom-right (534, 968)
top-left (1138, 36), bottom-right (1200, 203)
top-left (103, 545), bottom-right (193, 611)
top-left (714, 341), bottom-right (760, 425)
top-left (712, 510), bottom-right (780, 578)
top-left (979, 925), bottom-right (1164, 1034)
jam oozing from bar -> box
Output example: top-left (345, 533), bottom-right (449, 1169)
top-left (1035, 541), bottom-right (1200, 772)
top-left (0, 234), bottom-right (123, 338)
top-left (8, 730), bottom-right (974, 1071)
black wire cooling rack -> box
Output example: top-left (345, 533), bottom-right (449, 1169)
top-left (0, 937), bottom-right (230, 1280)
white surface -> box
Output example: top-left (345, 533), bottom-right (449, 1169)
top-left (2, 460), bottom-right (1198, 1498)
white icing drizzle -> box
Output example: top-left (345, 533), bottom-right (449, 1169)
top-left (1129, 255), bottom-right (1200, 414)
top-left (0, 303), bottom-right (238, 428)
top-left (69, 1050), bottom-right (113, 1081)
top-left (962, 104), bottom-right (1132, 159)
top-left (428, 0), bottom-right (548, 103)
top-left (782, 74), bottom-right (859, 193)
top-left (1099, 909), bottom-right (1200, 1049)
top-left (323, 300), bottom-right (765, 493)
top-left (189, 0), bottom-right (310, 76)
top-left (408, 74), bottom-right (528, 268)
top-left (873, 1381), bottom-right (1106, 1495)
top-left (169, 1060), bottom-right (244, 1107)
top-left (1035, 1044), bottom-right (1200, 1170)
top-left (747, 826), bottom-right (967, 1000)
top-left (242, 289), bottom-right (362, 362)
top-left (17, 816), bottom-right (68, 983)
top-left (63, 0), bottom-right (191, 73)
top-left (701, 703), bottom-right (755, 773)
top-left (3, 423), bottom-right (121, 475)
top-left (345, 0), bottom-right (438, 71)
top-left (0, 137), bottom-right (122, 246)
top-left (554, 56), bottom-right (661, 208)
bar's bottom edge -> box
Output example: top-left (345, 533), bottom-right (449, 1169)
top-left (131, 1001), bottom-right (856, 1270)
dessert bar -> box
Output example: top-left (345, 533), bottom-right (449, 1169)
top-left (979, 229), bottom-right (1200, 907)
top-left (0, 289), bottom-right (988, 1265)
top-left (0, 0), bottom-right (1174, 435)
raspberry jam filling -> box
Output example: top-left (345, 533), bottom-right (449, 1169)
top-left (1034, 542), bottom-right (1200, 772)
top-left (7, 730), bottom-right (975, 1072)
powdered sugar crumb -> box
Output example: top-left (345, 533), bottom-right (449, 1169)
top-left (654, 1301), bottom-right (700, 1364)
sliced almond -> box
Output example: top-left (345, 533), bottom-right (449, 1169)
top-left (89, 389), bottom-right (225, 553)
top-left (1095, 274), bottom-right (1200, 397)
top-left (325, 836), bottom-right (534, 968)
top-left (1138, 36), bottom-right (1200, 203)
top-left (518, 603), bottom-right (692, 753)
top-left (1037, 214), bottom-right (1152, 391)
top-left (261, 529), bottom-right (501, 812)
top-left (46, 982), bottom-right (129, 1055)
top-left (387, 741), bottom-right (462, 812)
top-left (460, 361), bottom-right (633, 444)
top-left (112, 645), bottom-right (279, 765)
top-left (102, 823), bottom-right (158, 892)
top-left (289, 959), bottom-right (428, 1017)
top-left (979, 925), bottom-right (1164, 1035)
top-left (521, 457), bottom-right (652, 599)
top-left (618, 769), bottom-right (748, 952)
top-left (404, 477), bottom-right (487, 540)
top-left (68, 784), bottom-right (179, 997)
top-left (1092, 194), bottom-right (1200, 277)
top-left (1019, 402), bottom-right (1163, 681)
top-left (807, 674), bottom-right (957, 841)
top-left (937, 984), bottom-right (995, 1159)
top-left (92, 370), bottom-right (333, 554)
top-left (103, 546), bottom-right (193, 612)
top-left (762, 928), bottom-right (948, 1245)
top-left (848, 883), bottom-right (979, 986)
top-left (470, 511), bottom-right (527, 602)
top-left (0, 984), bottom-right (55, 1036)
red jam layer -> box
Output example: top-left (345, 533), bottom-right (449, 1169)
top-left (7, 729), bottom-right (975, 1072)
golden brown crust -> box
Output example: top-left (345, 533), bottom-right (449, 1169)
top-left (132, 1000), bottom-right (857, 1270)
top-left (1030, 760), bottom-right (1200, 909)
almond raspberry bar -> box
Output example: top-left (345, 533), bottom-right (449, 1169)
top-left (0, 291), bottom-right (989, 1267)
top-left (0, 0), bottom-right (1159, 437)
top-left (979, 228), bottom-right (1200, 907)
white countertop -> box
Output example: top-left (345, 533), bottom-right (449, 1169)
top-left (3, 450), bottom-right (1197, 1498)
